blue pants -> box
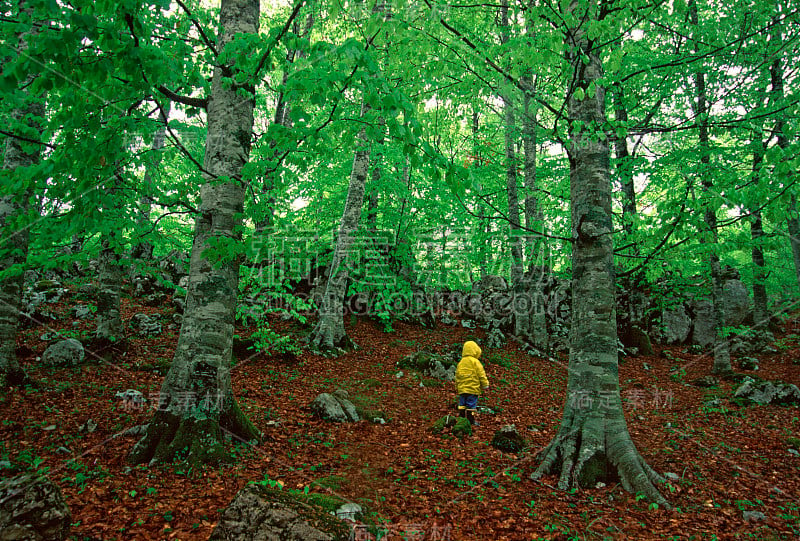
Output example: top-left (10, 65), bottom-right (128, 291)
top-left (458, 394), bottom-right (478, 409)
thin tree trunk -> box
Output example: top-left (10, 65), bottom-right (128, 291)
top-left (531, 0), bottom-right (667, 507)
top-left (129, 0), bottom-right (261, 467)
top-left (689, 0), bottom-right (731, 374)
top-left (366, 117), bottom-right (386, 232)
top-left (95, 230), bottom-right (123, 343)
top-left (789, 195), bottom-right (800, 291)
top-left (767, 41), bottom-right (800, 291)
top-left (499, 0), bottom-right (526, 337)
top-left (472, 109), bottom-right (489, 280)
top-left (613, 85), bottom-right (636, 237)
top-left (308, 103), bottom-right (371, 354)
top-left (0, 3), bottom-right (43, 387)
top-left (131, 101), bottom-right (171, 264)
top-left (522, 79), bottom-right (548, 351)
top-left (255, 10), bottom-right (314, 237)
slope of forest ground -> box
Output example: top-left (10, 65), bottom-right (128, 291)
top-left (1, 286), bottom-right (800, 541)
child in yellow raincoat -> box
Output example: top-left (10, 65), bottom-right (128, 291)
top-left (455, 340), bottom-right (489, 425)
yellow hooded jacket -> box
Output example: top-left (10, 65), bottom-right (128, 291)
top-left (455, 341), bottom-right (489, 395)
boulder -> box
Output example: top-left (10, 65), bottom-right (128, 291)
top-left (722, 278), bottom-right (750, 326)
top-left (691, 300), bottom-right (716, 347)
top-left (41, 339), bottom-right (84, 367)
top-left (490, 425), bottom-right (525, 453)
top-left (129, 313), bottom-right (162, 337)
top-left (0, 474), bottom-right (71, 540)
top-left (310, 392), bottom-right (359, 423)
top-left (734, 377), bottom-right (800, 406)
top-left (398, 351), bottom-right (456, 381)
top-left (208, 484), bottom-right (351, 541)
top-left (661, 304), bottom-right (692, 344)
top-left (72, 305), bottom-right (93, 319)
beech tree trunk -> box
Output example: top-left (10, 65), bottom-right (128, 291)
top-left (613, 85), bottom-right (636, 237)
top-left (0, 3), bottom-right (43, 387)
top-left (530, 0), bottom-right (668, 507)
top-left (131, 101), bottom-right (171, 264)
top-left (521, 81), bottom-right (548, 351)
top-left (767, 44), bottom-right (800, 291)
top-left (308, 103), bottom-right (371, 354)
top-left (689, 0), bottom-right (731, 374)
top-left (95, 231), bottom-right (123, 343)
top-left (129, 0), bottom-right (260, 466)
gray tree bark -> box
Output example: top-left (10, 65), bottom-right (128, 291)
top-left (689, 0), bottom-right (731, 374)
top-left (129, 0), bottom-right (260, 466)
top-left (521, 80), bottom-right (548, 351)
top-left (767, 39), bottom-right (800, 292)
top-left (131, 101), bottom-right (171, 264)
top-left (499, 0), bottom-right (527, 340)
top-left (308, 103), bottom-right (371, 354)
top-left (530, 0), bottom-right (667, 507)
top-left (0, 3), bottom-right (43, 387)
top-left (95, 229), bottom-right (123, 343)
top-left (613, 85), bottom-right (636, 237)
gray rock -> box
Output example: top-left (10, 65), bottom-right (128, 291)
top-left (333, 503), bottom-right (362, 522)
top-left (664, 472), bottom-right (681, 481)
top-left (41, 339), bottom-right (84, 367)
top-left (491, 425), bottom-right (525, 453)
top-left (115, 390), bottom-right (146, 410)
top-left (661, 304), bottom-right (692, 344)
top-left (742, 510), bottom-right (766, 522)
top-left (734, 377), bottom-right (800, 406)
top-left (78, 419), bottom-right (97, 433)
top-left (129, 313), bottom-right (162, 336)
top-left (692, 300), bottom-right (716, 347)
top-left (73, 305), bottom-right (93, 319)
top-left (310, 393), bottom-right (359, 423)
top-left (722, 279), bottom-right (750, 326)
top-left (209, 484), bottom-right (351, 541)
top-left (425, 360), bottom-right (455, 382)
top-left (738, 357), bottom-right (759, 371)
top-left (0, 474), bottom-right (71, 540)
top-left (172, 296), bottom-right (185, 314)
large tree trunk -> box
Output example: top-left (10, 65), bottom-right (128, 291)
top-left (689, 0), bottom-right (731, 374)
top-left (530, 0), bottom-right (667, 507)
top-left (0, 3), bottom-right (43, 387)
top-left (308, 103), bottom-right (371, 354)
top-left (128, 0), bottom-right (260, 467)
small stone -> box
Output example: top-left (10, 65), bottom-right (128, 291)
top-left (595, 482), bottom-right (606, 489)
top-left (664, 472), bottom-right (681, 481)
top-left (789, 449), bottom-right (800, 457)
top-left (372, 417), bottom-right (386, 425)
top-left (642, 363), bottom-right (651, 371)
top-left (79, 419), bottom-right (98, 433)
top-left (395, 371), bottom-right (403, 378)
top-left (743, 511), bottom-right (766, 522)
top-left (42, 425), bottom-right (57, 431)
top-left (56, 446), bottom-right (71, 455)
top-left (334, 502), bottom-right (363, 522)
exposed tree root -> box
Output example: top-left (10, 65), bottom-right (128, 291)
top-left (128, 397), bottom-right (259, 467)
top-left (531, 410), bottom-right (670, 508)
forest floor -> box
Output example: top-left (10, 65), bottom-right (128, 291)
top-left (2, 286), bottom-right (800, 541)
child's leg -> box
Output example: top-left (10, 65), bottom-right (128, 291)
top-left (464, 394), bottom-right (479, 425)
top-left (458, 394), bottom-right (467, 417)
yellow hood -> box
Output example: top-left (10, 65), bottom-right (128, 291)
top-left (462, 341), bottom-right (482, 359)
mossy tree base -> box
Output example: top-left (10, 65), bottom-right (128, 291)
top-left (128, 398), bottom-right (259, 467)
top-left (530, 411), bottom-right (669, 508)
